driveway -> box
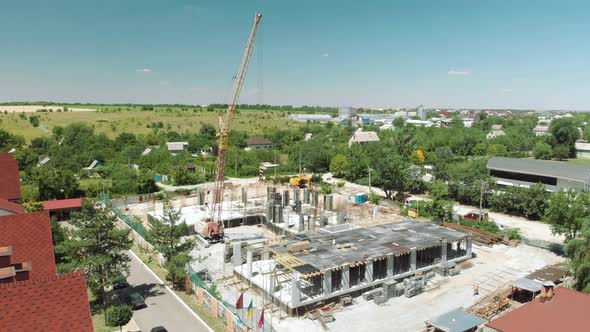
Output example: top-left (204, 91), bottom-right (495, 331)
top-left (122, 251), bottom-right (212, 332)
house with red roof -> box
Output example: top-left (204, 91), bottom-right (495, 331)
top-left (0, 153), bottom-right (22, 202)
top-left (485, 285), bottom-right (590, 332)
top-left (0, 211), bottom-right (93, 331)
top-left (0, 198), bottom-right (24, 216)
top-left (42, 197), bottom-right (83, 220)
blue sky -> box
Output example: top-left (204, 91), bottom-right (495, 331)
top-left (1, 0), bottom-right (589, 109)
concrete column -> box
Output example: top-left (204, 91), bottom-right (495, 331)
top-left (293, 188), bottom-right (301, 205)
top-left (304, 188), bottom-right (310, 204)
top-left (441, 240), bottom-right (447, 264)
top-left (246, 251), bottom-right (253, 277)
top-left (232, 242), bottom-right (242, 267)
top-left (342, 265), bottom-right (350, 290)
top-left (275, 205), bottom-right (284, 224)
top-left (466, 238), bottom-right (472, 257)
top-left (337, 212), bottom-right (345, 224)
top-left (262, 251), bottom-right (270, 260)
top-left (283, 190), bottom-right (290, 206)
top-left (313, 191), bottom-right (319, 207)
top-left (410, 249), bottom-right (417, 271)
top-left (323, 270), bottom-right (332, 296)
top-left (268, 274), bottom-right (275, 293)
top-left (241, 188), bottom-right (247, 204)
top-left (387, 254), bottom-right (394, 278)
top-left (298, 214), bottom-right (304, 232)
top-left (291, 273), bottom-right (301, 307)
top-left (365, 260), bottom-right (374, 283)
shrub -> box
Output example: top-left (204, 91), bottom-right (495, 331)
top-left (368, 191), bottom-right (380, 204)
top-left (105, 305), bottom-right (133, 331)
top-left (336, 180), bottom-right (345, 188)
top-left (507, 228), bottom-right (521, 241)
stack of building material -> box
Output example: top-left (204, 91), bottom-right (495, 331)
top-left (362, 288), bottom-right (384, 301)
top-left (404, 275), bottom-right (426, 298)
top-left (443, 222), bottom-right (507, 246)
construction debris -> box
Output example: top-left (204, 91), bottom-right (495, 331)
top-left (443, 222), bottom-right (508, 246)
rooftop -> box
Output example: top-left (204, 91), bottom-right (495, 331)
top-left (270, 220), bottom-right (469, 271)
top-left (486, 288), bottom-right (590, 332)
top-left (0, 212), bottom-right (57, 281)
top-left (350, 130), bottom-right (380, 143)
top-left (166, 142), bottom-right (189, 151)
top-left (0, 271), bottom-right (92, 332)
top-left (425, 307), bottom-right (487, 332)
top-left (0, 198), bottom-right (24, 214)
top-left (488, 157), bottom-right (590, 183)
top-left (42, 198), bottom-right (83, 211)
top-left (0, 153), bottom-right (22, 201)
top-left (247, 136), bottom-right (273, 145)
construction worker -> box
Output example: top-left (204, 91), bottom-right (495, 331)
top-left (473, 284), bottom-right (479, 296)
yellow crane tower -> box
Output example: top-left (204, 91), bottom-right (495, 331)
top-left (201, 13), bottom-right (262, 242)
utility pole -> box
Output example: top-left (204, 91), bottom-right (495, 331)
top-left (479, 181), bottom-right (487, 221)
top-left (368, 167), bottom-right (373, 192)
top-left (299, 147), bottom-right (302, 174)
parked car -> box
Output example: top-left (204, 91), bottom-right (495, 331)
top-left (128, 292), bottom-right (146, 309)
top-left (464, 211), bottom-right (489, 221)
top-left (151, 327), bottom-right (168, 332)
top-left (112, 279), bottom-right (129, 290)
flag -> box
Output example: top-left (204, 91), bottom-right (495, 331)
top-left (236, 292), bottom-right (244, 310)
top-left (257, 308), bottom-right (265, 329)
top-left (245, 300), bottom-right (253, 319)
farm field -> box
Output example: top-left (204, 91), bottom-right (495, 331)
top-left (0, 105), bottom-right (301, 141)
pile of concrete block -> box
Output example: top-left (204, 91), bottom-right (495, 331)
top-left (404, 275), bottom-right (426, 298)
top-left (435, 261), bottom-right (460, 276)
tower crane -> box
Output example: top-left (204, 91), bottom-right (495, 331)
top-left (201, 13), bottom-right (262, 242)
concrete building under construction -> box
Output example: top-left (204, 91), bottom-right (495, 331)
top-left (233, 220), bottom-right (472, 314)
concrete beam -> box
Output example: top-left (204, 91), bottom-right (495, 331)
top-left (342, 265), bottom-right (350, 290)
top-left (291, 273), bottom-right (301, 307)
top-left (323, 270), bottom-right (332, 296)
top-left (232, 242), bottom-right (242, 267)
top-left (386, 254), bottom-right (394, 278)
top-left (365, 260), bottom-right (373, 283)
top-left (246, 251), bottom-right (253, 277)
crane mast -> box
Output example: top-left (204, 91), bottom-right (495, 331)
top-left (209, 13), bottom-right (262, 237)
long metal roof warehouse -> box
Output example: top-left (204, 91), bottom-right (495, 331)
top-left (487, 157), bottom-right (590, 192)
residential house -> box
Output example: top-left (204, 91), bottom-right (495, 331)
top-left (141, 147), bottom-right (153, 156)
top-left (42, 198), bottom-right (83, 221)
top-left (533, 125), bottom-right (550, 136)
top-left (247, 136), bottom-right (273, 150)
top-left (0, 153), bottom-right (21, 203)
top-left (0, 212), bottom-right (92, 331)
top-left (348, 129), bottom-right (380, 147)
top-left (0, 199), bottom-right (24, 216)
top-left (485, 286), bottom-right (590, 332)
top-left (166, 142), bottom-right (189, 155)
top-left (487, 124), bottom-right (506, 139)
top-left (37, 157), bottom-right (51, 167)
top-left (82, 159), bottom-right (101, 171)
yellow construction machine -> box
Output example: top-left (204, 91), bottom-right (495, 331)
top-left (289, 175), bottom-right (313, 189)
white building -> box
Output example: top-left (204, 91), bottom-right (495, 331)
top-left (166, 142), bottom-right (189, 155)
top-left (533, 125), bottom-right (550, 136)
top-left (487, 125), bottom-right (506, 139)
top-left (348, 129), bottom-right (380, 147)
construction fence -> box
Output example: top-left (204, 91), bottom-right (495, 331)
top-left (101, 192), bottom-right (274, 332)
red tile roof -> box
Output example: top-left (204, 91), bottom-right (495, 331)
top-left (0, 153), bottom-right (21, 201)
top-left (0, 198), bottom-right (24, 214)
top-left (486, 287), bottom-right (590, 332)
top-left (0, 212), bottom-right (56, 280)
top-left (0, 271), bottom-right (93, 332)
top-left (42, 198), bottom-right (83, 211)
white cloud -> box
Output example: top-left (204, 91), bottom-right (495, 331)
top-left (136, 68), bottom-right (151, 73)
top-left (322, 53), bottom-right (329, 57)
top-left (447, 70), bottom-right (470, 76)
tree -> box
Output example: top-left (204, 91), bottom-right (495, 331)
top-left (147, 200), bottom-right (194, 288)
top-left (28, 115), bottom-right (40, 127)
top-left (199, 123), bottom-right (217, 140)
top-left (533, 142), bottom-right (553, 160)
top-left (430, 180), bottom-right (451, 221)
top-left (372, 153), bottom-right (411, 200)
top-left (22, 201), bottom-right (43, 212)
top-left (549, 118), bottom-right (579, 157)
top-left (57, 200), bottom-right (132, 302)
top-left (329, 154), bottom-right (349, 178)
top-left (565, 222), bottom-right (590, 293)
top-left (105, 305), bottom-right (133, 332)
top-left (553, 144), bottom-right (570, 161)
top-left (543, 190), bottom-right (590, 242)
top-left (32, 167), bottom-right (80, 200)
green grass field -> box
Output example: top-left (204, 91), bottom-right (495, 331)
top-left (0, 107), bottom-right (301, 141)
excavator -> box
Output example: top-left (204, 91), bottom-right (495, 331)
top-left (289, 175), bottom-right (313, 189)
top-left (195, 13), bottom-right (263, 242)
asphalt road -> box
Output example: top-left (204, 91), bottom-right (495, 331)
top-left (124, 252), bottom-right (211, 332)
